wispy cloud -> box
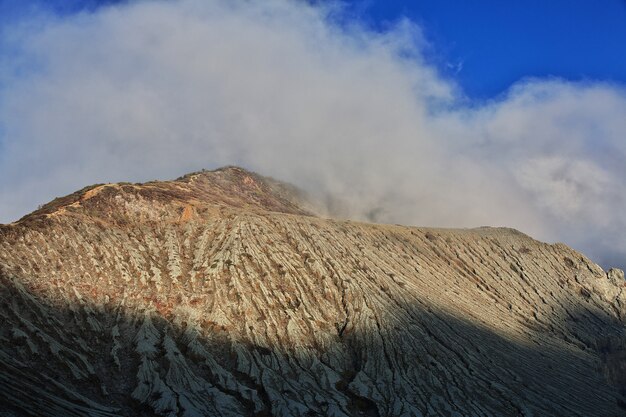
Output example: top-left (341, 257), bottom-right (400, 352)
top-left (0, 0), bottom-right (624, 268)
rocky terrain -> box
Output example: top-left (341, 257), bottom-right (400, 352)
top-left (0, 166), bottom-right (624, 417)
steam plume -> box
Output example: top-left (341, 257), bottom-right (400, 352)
top-left (1, 0), bottom-right (624, 268)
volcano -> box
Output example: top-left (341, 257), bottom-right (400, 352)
top-left (0, 166), bottom-right (624, 416)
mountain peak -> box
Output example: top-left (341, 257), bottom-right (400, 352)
top-left (13, 166), bottom-right (311, 227)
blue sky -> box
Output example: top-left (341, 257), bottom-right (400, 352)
top-left (0, 0), bottom-right (123, 17)
top-left (3, 0), bottom-right (625, 99)
top-left (344, 0), bottom-right (626, 98)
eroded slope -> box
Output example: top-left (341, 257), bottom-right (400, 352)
top-left (0, 167), bottom-right (625, 416)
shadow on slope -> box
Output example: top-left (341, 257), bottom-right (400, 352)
top-left (0, 270), bottom-right (625, 417)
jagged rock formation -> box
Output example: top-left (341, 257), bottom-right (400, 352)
top-left (0, 166), bottom-right (624, 417)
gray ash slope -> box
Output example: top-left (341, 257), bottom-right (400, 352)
top-left (0, 166), bottom-right (625, 417)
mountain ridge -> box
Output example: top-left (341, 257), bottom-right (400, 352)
top-left (7, 166), bottom-right (312, 227)
top-left (0, 166), bottom-right (624, 416)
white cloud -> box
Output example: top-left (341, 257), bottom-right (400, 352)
top-left (0, 0), bottom-right (624, 268)
top-left (515, 156), bottom-right (610, 220)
